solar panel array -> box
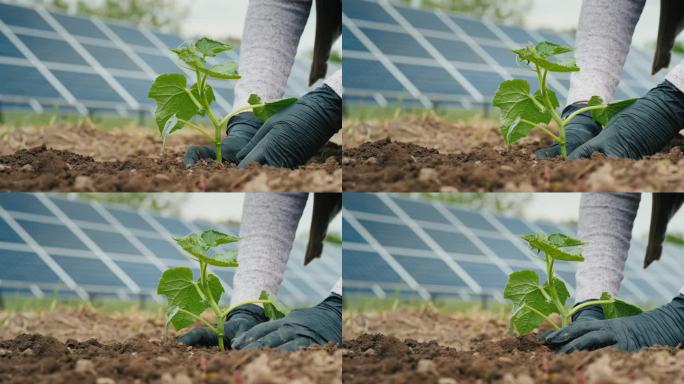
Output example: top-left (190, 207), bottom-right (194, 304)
top-left (343, 193), bottom-right (684, 306)
top-left (343, 0), bottom-right (671, 109)
top-left (0, 1), bottom-right (326, 116)
top-left (0, 193), bottom-right (341, 307)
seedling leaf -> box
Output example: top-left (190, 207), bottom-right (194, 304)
top-left (504, 270), bottom-right (560, 334)
top-left (543, 276), bottom-right (570, 307)
top-left (522, 233), bottom-right (584, 262)
top-left (201, 229), bottom-right (240, 248)
top-left (173, 233), bottom-right (207, 260)
top-left (600, 292), bottom-right (643, 319)
top-left (512, 41), bottom-right (579, 72)
top-left (259, 290), bottom-right (289, 320)
top-left (148, 73), bottom-right (201, 134)
top-left (493, 79), bottom-right (552, 144)
top-left (190, 82), bottom-right (215, 116)
top-left (171, 46), bottom-right (206, 69)
top-left (195, 37), bottom-right (233, 57)
top-left (200, 63), bottom-right (240, 80)
top-left (248, 94), bottom-right (298, 121)
top-left (588, 96), bottom-right (638, 126)
top-left (161, 114), bottom-right (178, 149)
top-left (157, 267), bottom-right (224, 330)
top-left (203, 250), bottom-right (238, 267)
top-left (547, 233), bottom-right (585, 247)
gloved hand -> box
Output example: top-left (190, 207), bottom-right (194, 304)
top-left (544, 294), bottom-right (684, 352)
top-left (177, 304), bottom-right (268, 347)
top-left (571, 300), bottom-right (605, 323)
top-left (569, 80), bottom-right (684, 159)
top-left (236, 84), bottom-right (342, 169)
top-left (535, 103), bottom-right (602, 159)
top-left (183, 112), bottom-right (263, 166)
top-left (231, 293), bottom-right (342, 352)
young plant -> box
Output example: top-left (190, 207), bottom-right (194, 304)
top-left (492, 41), bottom-right (637, 159)
top-left (147, 37), bottom-right (297, 163)
top-left (156, 229), bottom-right (289, 351)
top-left (504, 232), bottom-right (642, 335)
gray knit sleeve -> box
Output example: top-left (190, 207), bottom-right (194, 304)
top-left (331, 277), bottom-right (341, 296)
top-left (233, 0), bottom-right (312, 111)
top-left (575, 193), bottom-right (641, 302)
top-left (231, 193), bottom-right (308, 306)
top-left (567, 0), bottom-right (645, 105)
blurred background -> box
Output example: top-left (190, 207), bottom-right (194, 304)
top-left (0, 193), bottom-right (341, 311)
top-left (0, 0), bottom-right (340, 126)
top-left (343, 192), bottom-right (684, 312)
top-left (343, 0), bottom-right (669, 118)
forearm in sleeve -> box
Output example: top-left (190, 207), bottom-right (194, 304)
top-left (567, 0), bottom-right (645, 105)
top-left (331, 277), bottom-right (341, 296)
top-left (665, 60), bottom-right (684, 93)
top-left (323, 69), bottom-right (342, 97)
top-left (575, 193), bottom-right (641, 302)
top-left (231, 193), bottom-right (308, 306)
top-left (233, 0), bottom-right (312, 111)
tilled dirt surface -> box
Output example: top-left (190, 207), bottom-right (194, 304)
top-left (0, 123), bottom-right (341, 191)
top-left (343, 308), bottom-right (684, 383)
top-left (0, 308), bottom-right (341, 383)
top-left (342, 116), bottom-right (684, 191)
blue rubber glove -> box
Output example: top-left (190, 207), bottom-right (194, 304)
top-left (571, 300), bottom-right (605, 323)
top-left (236, 84), bottom-right (341, 169)
top-left (177, 304), bottom-right (267, 347)
top-left (569, 80), bottom-right (684, 159)
top-left (183, 112), bottom-right (263, 166)
top-left (535, 103), bottom-right (602, 159)
top-left (231, 294), bottom-right (342, 352)
top-left (544, 294), bottom-right (684, 352)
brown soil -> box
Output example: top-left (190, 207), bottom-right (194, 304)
top-left (342, 116), bottom-right (684, 191)
top-left (0, 308), bottom-right (341, 384)
top-left (0, 123), bottom-right (341, 192)
top-left (343, 309), bottom-right (684, 383)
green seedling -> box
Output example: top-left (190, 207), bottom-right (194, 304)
top-left (147, 37), bottom-right (297, 163)
top-left (156, 229), bottom-right (289, 351)
top-left (504, 232), bottom-right (642, 335)
top-left (493, 41), bottom-right (637, 159)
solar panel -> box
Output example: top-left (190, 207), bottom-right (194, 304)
top-left (343, 0), bottom-right (672, 109)
top-left (0, 1), bottom-right (336, 117)
top-left (0, 193), bottom-right (341, 307)
top-left (343, 193), bottom-right (683, 305)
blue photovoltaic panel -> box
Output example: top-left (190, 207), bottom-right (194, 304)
top-left (0, 195), bottom-right (340, 308)
top-left (0, 3), bottom-right (53, 31)
top-left (0, 249), bottom-right (60, 283)
top-left (0, 1), bottom-right (329, 116)
top-left (52, 13), bottom-right (108, 40)
top-left (343, 193), bottom-right (682, 305)
top-left (343, 0), bottom-right (664, 108)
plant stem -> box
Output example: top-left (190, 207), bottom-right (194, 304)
top-left (523, 304), bottom-right (561, 330)
top-left (221, 299), bottom-right (272, 319)
top-left (218, 103), bottom-right (266, 128)
top-left (185, 88), bottom-right (204, 112)
top-left (177, 308), bottom-right (216, 332)
top-left (535, 66), bottom-right (566, 158)
top-left (563, 104), bottom-right (607, 125)
top-left (522, 120), bottom-right (559, 142)
top-left (545, 255), bottom-right (568, 327)
top-left (178, 119), bottom-right (213, 142)
top-left (567, 299), bottom-right (613, 318)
